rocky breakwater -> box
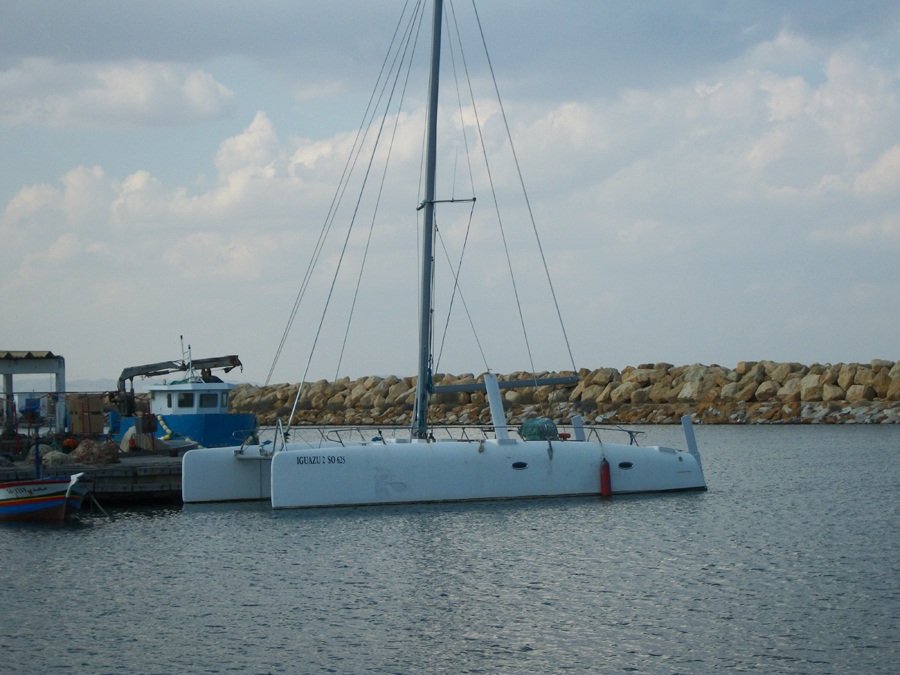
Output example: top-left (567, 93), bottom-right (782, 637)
top-left (231, 360), bottom-right (900, 426)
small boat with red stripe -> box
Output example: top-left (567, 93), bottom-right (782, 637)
top-left (0, 473), bottom-right (90, 524)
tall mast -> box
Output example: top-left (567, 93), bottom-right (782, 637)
top-left (413, 0), bottom-right (444, 439)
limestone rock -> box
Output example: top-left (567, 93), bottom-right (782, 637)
top-left (720, 382), bottom-right (741, 401)
top-left (819, 369), bottom-right (838, 386)
top-left (588, 368), bottom-right (620, 387)
top-left (631, 387), bottom-right (652, 404)
top-left (777, 378), bottom-right (802, 402)
top-left (887, 377), bottom-right (900, 402)
top-left (649, 381), bottom-right (674, 403)
top-left (854, 367), bottom-right (874, 387)
top-left (610, 382), bottom-right (642, 404)
top-left (822, 384), bottom-right (845, 402)
top-left (597, 382), bottom-right (617, 403)
top-left (741, 363), bottom-right (767, 384)
top-left (677, 379), bottom-right (716, 402)
top-left (837, 365), bottom-right (857, 391)
top-left (735, 381), bottom-right (759, 403)
top-left (846, 384), bottom-right (876, 402)
top-left (579, 384), bottom-right (606, 403)
top-left (735, 361), bottom-right (757, 376)
top-left (548, 388), bottom-right (570, 404)
top-left (770, 362), bottom-right (794, 384)
top-left (623, 367), bottom-right (667, 386)
top-left (800, 374), bottom-right (823, 401)
top-left (871, 368), bottom-right (892, 397)
top-left (755, 381), bottom-right (780, 402)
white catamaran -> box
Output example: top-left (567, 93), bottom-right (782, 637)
top-left (182, 0), bottom-right (707, 507)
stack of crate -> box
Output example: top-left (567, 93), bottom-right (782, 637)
top-left (68, 394), bottom-right (106, 435)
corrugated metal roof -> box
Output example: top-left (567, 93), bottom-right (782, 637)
top-left (0, 351), bottom-right (59, 359)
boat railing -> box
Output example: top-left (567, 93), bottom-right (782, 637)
top-left (258, 422), bottom-right (646, 447)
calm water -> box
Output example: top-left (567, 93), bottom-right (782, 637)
top-left (3, 425), bottom-right (898, 674)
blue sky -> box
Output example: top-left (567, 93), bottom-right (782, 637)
top-left (2, 1), bottom-right (899, 386)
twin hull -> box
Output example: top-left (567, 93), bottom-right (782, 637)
top-left (182, 439), bottom-right (706, 507)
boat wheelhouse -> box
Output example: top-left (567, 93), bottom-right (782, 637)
top-left (108, 347), bottom-right (257, 450)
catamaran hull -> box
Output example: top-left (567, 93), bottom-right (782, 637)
top-left (182, 447), bottom-right (273, 502)
top-left (182, 439), bottom-right (706, 507)
top-left (271, 440), bottom-right (704, 508)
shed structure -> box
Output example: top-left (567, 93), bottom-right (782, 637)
top-left (1, 351), bottom-right (66, 435)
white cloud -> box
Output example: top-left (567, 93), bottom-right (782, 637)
top-left (854, 145), bottom-right (900, 195)
top-left (59, 165), bottom-right (118, 225)
top-left (0, 58), bottom-right (235, 128)
top-left (810, 212), bottom-right (900, 247)
top-left (109, 170), bottom-right (172, 228)
top-left (162, 231), bottom-right (280, 281)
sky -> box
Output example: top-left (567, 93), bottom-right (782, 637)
top-left (2, 0), bottom-right (899, 389)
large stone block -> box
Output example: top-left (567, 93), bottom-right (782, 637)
top-left (677, 380), bottom-right (716, 402)
top-left (740, 363), bottom-right (767, 384)
top-left (822, 384), bottom-right (845, 402)
top-left (846, 384), bottom-right (876, 402)
top-left (837, 365), bottom-right (857, 391)
top-left (683, 364), bottom-right (711, 382)
top-left (777, 378), bottom-right (802, 401)
top-left (610, 382), bottom-right (642, 404)
top-left (800, 373), bottom-right (823, 401)
top-left (622, 368), bottom-right (658, 385)
top-left (649, 381), bottom-right (674, 403)
top-left (578, 383), bottom-right (604, 403)
top-left (854, 367), bottom-right (874, 387)
top-left (736, 361), bottom-right (757, 376)
top-left (720, 382), bottom-right (741, 401)
top-left (871, 368), bottom-right (892, 397)
top-left (588, 368), bottom-right (620, 386)
top-left (769, 362), bottom-right (794, 384)
top-left (887, 377), bottom-right (900, 401)
top-left (597, 383), bottom-right (616, 403)
top-left (736, 381), bottom-right (758, 402)
top-left (819, 369), bottom-right (837, 386)
top-left (631, 387), bottom-right (652, 404)
top-left (755, 380), bottom-right (780, 402)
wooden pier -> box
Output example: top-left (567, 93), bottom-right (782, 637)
top-left (0, 454), bottom-right (183, 504)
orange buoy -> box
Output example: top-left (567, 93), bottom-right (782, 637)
top-left (600, 458), bottom-right (612, 497)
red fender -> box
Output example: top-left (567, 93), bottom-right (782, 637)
top-left (600, 458), bottom-right (612, 497)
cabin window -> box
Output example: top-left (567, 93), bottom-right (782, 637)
top-left (177, 392), bottom-right (194, 408)
top-left (221, 392), bottom-right (229, 407)
top-left (166, 393), bottom-right (172, 408)
top-left (199, 393), bottom-right (218, 409)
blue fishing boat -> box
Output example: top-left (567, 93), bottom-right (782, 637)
top-left (108, 343), bottom-right (257, 450)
